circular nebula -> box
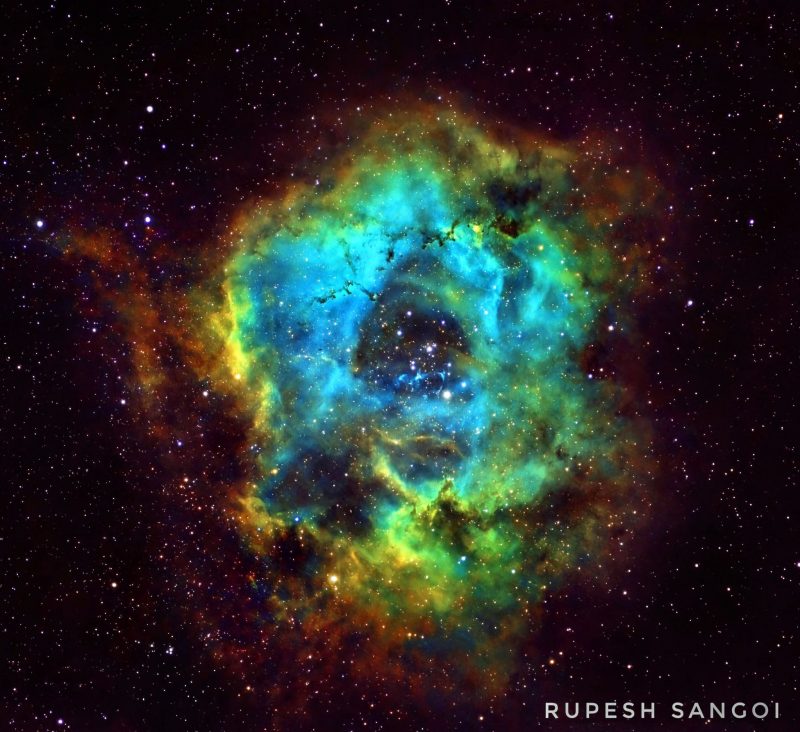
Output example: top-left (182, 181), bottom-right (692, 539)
top-left (67, 101), bottom-right (666, 721)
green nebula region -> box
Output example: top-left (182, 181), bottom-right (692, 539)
top-left (208, 105), bottom-right (660, 686)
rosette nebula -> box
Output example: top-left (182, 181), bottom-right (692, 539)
top-left (68, 103), bottom-right (665, 723)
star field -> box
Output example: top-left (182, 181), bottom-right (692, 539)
top-left (2, 2), bottom-right (799, 731)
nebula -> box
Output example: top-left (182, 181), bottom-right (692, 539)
top-left (65, 101), bottom-right (664, 720)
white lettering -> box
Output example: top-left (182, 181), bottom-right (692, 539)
top-left (709, 702), bottom-right (725, 718)
top-left (688, 702), bottom-right (704, 719)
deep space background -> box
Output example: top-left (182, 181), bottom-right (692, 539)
top-left (2, 2), bottom-right (799, 730)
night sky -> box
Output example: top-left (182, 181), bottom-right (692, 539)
top-left (2, 3), bottom-right (799, 731)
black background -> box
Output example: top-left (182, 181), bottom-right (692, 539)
top-left (2, 2), bottom-right (798, 730)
